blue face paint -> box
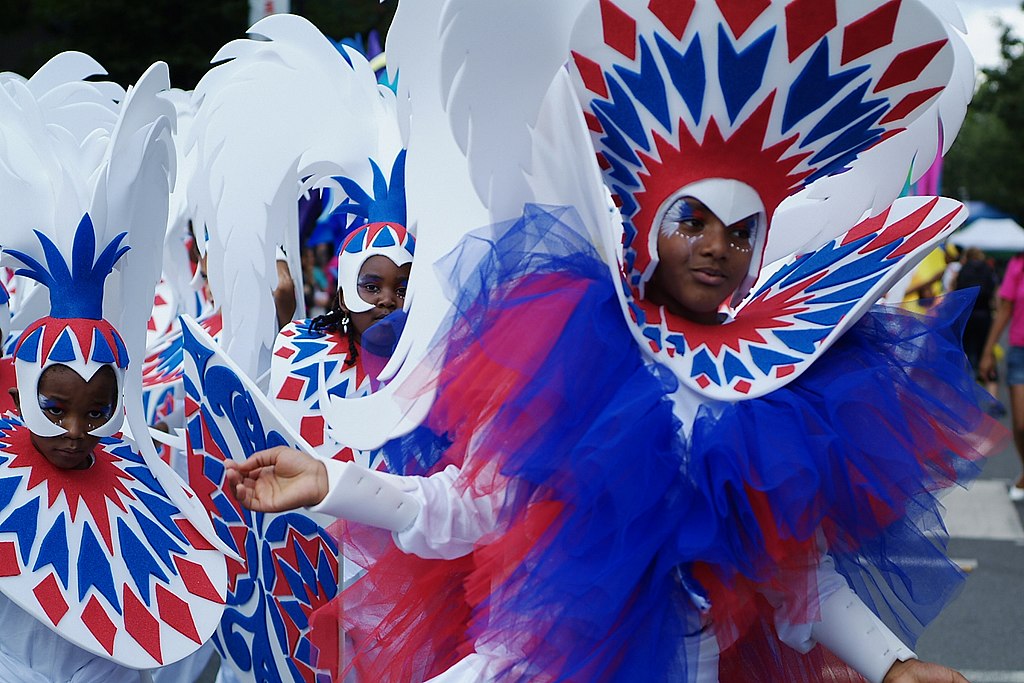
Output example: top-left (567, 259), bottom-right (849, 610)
top-left (659, 197), bottom-right (757, 252)
top-left (37, 395), bottom-right (61, 411)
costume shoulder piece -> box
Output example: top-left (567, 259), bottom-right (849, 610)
top-left (568, 0), bottom-right (973, 399)
top-left (181, 317), bottom-right (342, 682)
top-left (0, 417), bottom-right (226, 667)
top-left (270, 319), bottom-right (375, 460)
top-left (0, 56), bottom-right (229, 666)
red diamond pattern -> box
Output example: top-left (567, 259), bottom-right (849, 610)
top-left (0, 541), bottom-right (20, 576)
top-left (571, 52), bottom-right (609, 99)
top-left (785, 0), bottom-right (836, 61)
top-left (300, 415), bottom-right (326, 448)
top-left (842, 206), bottom-right (890, 246)
top-left (124, 586), bottom-right (163, 663)
top-left (82, 596), bottom-right (117, 655)
top-left (174, 555), bottom-right (224, 603)
top-left (274, 345), bottom-right (296, 359)
top-left (648, 0), bottom-right (695, 41)
top-left (601, 0), bottom-right (637, 60)
top-left (879, 87), bottom-right (943, 125)
top-left (276, 375), bottom-right (305, 402)
top-left (874, 40), bottom-right (946, 92)
top-left (734, 380), bottom-right (752, 394)
top-left (841, 0), bottom-right (901, 66)
top-left (716, 0), bottom-right (771, 39)
top-left (156, 584), bottom-right (202, 644)
top-left (34, 574), bottom-right (69, 625)
top-left (175, 518), bottom-right (216, 551)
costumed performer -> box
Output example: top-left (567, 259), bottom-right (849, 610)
top-left (270, 155), bottom-right (415, 466)
top-left (225, 1), bottom-right (1000, 681)
top-left (171, 14), bottom-right (414, 683)
top-left (0, 55), bottom-right (228, 682)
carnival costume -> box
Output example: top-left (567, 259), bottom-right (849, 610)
top-left (182, 2), bottom-right (1002, 682)
top-left (270, 158), bottom-right (416, 466)
top-left (305, 1), bottom-right (1002, 682)
top-left (174, 16), bottom-right (413, 682)
top-left (0, 55), bottom-right (228, 680)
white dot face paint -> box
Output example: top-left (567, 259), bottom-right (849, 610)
top-left (659, 197), bottom-right (755, 253)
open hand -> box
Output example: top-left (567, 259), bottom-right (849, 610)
top-left (883, 659), bottom-right (969, 683)
top-left (223, 446), bottom-right (328, 512)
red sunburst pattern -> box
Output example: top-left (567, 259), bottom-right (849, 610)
top-left (1, 425), bottom-right (134, 552)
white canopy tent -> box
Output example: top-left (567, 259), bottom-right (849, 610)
top-left (950, 217), bottom-right (1024, 254)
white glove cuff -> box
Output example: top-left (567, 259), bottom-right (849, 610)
top-left (810, 585), bottom-right (916, 683)
top-left (308, 459), bottom-right (420, 532)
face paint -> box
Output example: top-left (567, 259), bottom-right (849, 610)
top-left (659, 199), bottom-right (757, 253)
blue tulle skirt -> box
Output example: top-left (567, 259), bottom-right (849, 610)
top-left (338, 204), bottom-right (1005, 682)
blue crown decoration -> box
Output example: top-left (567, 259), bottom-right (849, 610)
top-left (330, 149), bottom-right (408, 233)
top-left (5, 214), bottom-right (130, 320)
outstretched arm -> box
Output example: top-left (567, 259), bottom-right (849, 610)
top-left (883, 660), bottom-right (968, 683)
top-left (225, 446), bottom-right (420, 532)
top-left (223, 446), bottom-right (328, 512)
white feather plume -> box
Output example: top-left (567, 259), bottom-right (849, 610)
top-left (189, 13), bottom-right (403, 379)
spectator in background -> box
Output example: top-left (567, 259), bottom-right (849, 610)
top-left (980, 251), bottom-right (1024, 501)
top-left (301, 245), bottom-right (331, 317)
top-left (955, 247), bottom-right (1001, 407)
top-left (901, 242), bottom-right (960, 313)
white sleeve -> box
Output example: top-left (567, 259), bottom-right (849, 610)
top-left (768, 556), bottom-right (916, 683)
top-left (391, 465), bottom-right (503, 561)
top-left (307, 460), bottom-right (503, 561)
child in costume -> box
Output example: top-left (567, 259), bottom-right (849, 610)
top-left (270, 158), bottom-right (415, 466)
top-left (0, 55), bottom-right (228, 683)
top-left (168, 16), bottom-right (418, 683)
top-left (221, 2), bottom-right (995, 681)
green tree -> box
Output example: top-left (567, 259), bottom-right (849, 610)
top-left (944, 15), bottom-right (1024, 221)
top-left (0, 0), bottom-right (395, 91)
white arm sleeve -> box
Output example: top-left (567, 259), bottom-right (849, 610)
top-left (392, 465), bottom-right (504, 560)
top-left (308, 461), bottom-right (502, 561)
top-left (809, 584), bottom-right (916, 683)
top-left (768, 556), bottom-right (916, 683)
top-left (307, 459), bottom-right (421, 532)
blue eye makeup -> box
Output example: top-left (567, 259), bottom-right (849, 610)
top-left (38, 396), bottom-right (61, 410)
top-left (660, 200), bottom-right (701, 236)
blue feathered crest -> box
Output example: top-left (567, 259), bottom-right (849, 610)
top-left (4, 214), bottom-right (129, 320)
top-left (329, 149), bottom-right (408, 232)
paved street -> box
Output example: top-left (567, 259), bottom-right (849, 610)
top-left (915, 398), bottom-right (1024, 683)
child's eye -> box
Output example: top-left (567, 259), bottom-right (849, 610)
top-left (397, 287), bottom-right (407, 298)
top-left (44, 406), bottom-right (64, 418)
top-left (87, 410), bottom-right (110, 421)
top-left (359, 283), bottom-right (381, 293)
top-left (731, 228), bottom-right (752, 241)
top-left (675, 218), bottom-right (704, 233)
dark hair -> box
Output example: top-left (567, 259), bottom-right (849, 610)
top-left (310, 291), bottom-right (359, 367)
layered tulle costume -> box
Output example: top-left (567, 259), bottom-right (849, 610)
top-left (182, 2), bottom-right (1004, 682)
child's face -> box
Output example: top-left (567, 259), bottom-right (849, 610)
top-left (344, 255), bottom-right (411, 339)
top-left (27, 364), bottom-right (117, 469)
top-left (646, 197), bottom-right (756, 324)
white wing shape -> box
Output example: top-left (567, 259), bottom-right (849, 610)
top-left (763, 0), bottom-right (974, 263)
top-left (157, 88), bottom-right (200, 325)
top-left (322, 0), bottom-right (618, 450)
top-left (90, 63), bottom-right (232, 555)
top-left (189, 13), bottom-right (403, 379)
